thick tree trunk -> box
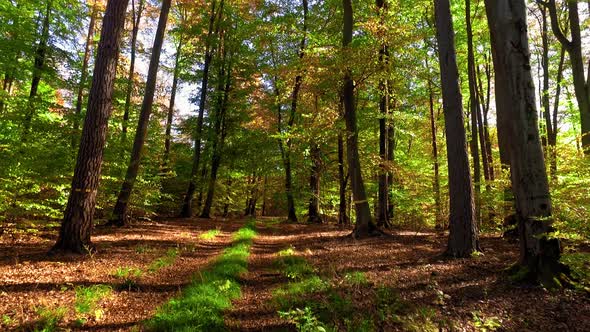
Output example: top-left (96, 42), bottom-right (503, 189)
top-left (110, 0), bottom-right (172, 226)
top-left (163, 38), bottom-right (183, 168)
top-left (121, 0), bottom-right (145, 143)
top-left (23, 1), bottom-right (51, 136)
top-left (485, 0), bottom-right (564, 286)
top-left (434, 0), bottom-right (480, 257)
top-left (181, 0), bottom-right (221, 218)
top-left (73, 1), bottom-right (98, 150)
top-left (52, 0), bottom-right (129, 254)
top-left (307, 143), bottom-right (322, 223)
top-left (343, 0), bottom-right (375, 238)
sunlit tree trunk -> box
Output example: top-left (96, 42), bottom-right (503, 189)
top-left (307, 142), bottom-right (322, 223)
top-left (426, 59), bottom-right (442, 230)
top-left (434, 0), bottom-right (480, 257)
top-left (110, 0), bottom-right (172, 226)
top-left (52, 0), bottom-right (129, 254)
top-left (343, 0), bottom-right (375, 237)
top-left (163, 37), bottom-right (184, 168)
top-left (485, 0), bottom-right (565, 286)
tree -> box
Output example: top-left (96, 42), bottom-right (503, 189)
top-left (541, 0), bottom-right (590, 154)
top-left (73, 0), bottom-right (99, 149)
top-left (485, 0), bottom-right (565, 286)
top-left (51, 0), bottom-right (130, 253)
top-left (121, 0), bottom-right (146, 142)
top-left (164, 36), bottom-right (184, 167)
top-left (434, 0), bottom-right (480, 257)
top-left (343, 0), bottom-right (376, 238)
top-left (110, 0), bottom-right (172, 226)
top-left (181, 0), bottom-right (222, 218)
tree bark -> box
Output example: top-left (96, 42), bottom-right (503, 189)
top-left (434, 0), bottom-right (480, 257)
top-left (343, 0), bottom-right (375, 238)
top-left (73, 1), bottom-right (98, 150)
top-left (427, 60), bottom-right (442, 230)
top-left (121, 0), bottom-right (145, 143)
top-left (181, 0), bottom-right (221, 217)
top-left (337, 130), bottom-right (350, 225)
top-left (52, 0), bottom-right (129, 254)
top-left (550, 47), bottom-right (566, 181)
top-left (110, 0), bottom-right (172, 226)
top-left (485, 0), bottom-right (564, 286)
top-left (307, 142), bottom-right (322, 223)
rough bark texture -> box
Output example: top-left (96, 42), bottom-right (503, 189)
top-left (73, 1), bottom-right (98, 150)
top-left (121, 0), bottom-right (145, 141)
top-left (52, 0), bottom-right (129, 254)
top-left (181, 0), bottom-right (220, 218)
top-left (434, 0), bottom-right (480, 257)
top-left (307, 143), bottom-right (322, 223)
top-left (343, 0), bottom-right (375, 238)
top-left (337, 131), bottom-right (350, 225)
top-left (110, 0), bottom-right (172, 226)
top-left (485, 0), bottom-right (564, 286)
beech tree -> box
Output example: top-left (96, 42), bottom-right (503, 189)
top-left (434, 0), bottom-right (480, 257)
top-left (52, 0), bottom-right (129, 253)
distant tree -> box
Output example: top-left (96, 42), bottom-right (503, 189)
top-left (52, 0), bottom-right (130, 253)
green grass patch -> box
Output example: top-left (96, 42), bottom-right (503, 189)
top-left (145, 222), bottom-right (257, 331)
top-left (112, 267), bottom-right (143, 291)
top-left (32, 305), bottom-right (67, 332)
top-left (561, 252), bottom-right (590, 288)
top-left (148, 248), bottom-right (179, 273)
top-left (343, 271), bottom-right (369, 286)
top-left (200, 229), bottom-right (221, 240)
top-left (274, 248), bottom-right (315, 280)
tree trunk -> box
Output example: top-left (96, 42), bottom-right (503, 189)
top-left (337, 131), bottom-right (350, 225)
top-left (434, 0), bottom-right (480, 257)
top-left (485, 0), bottom-right (564, 286)
top-left (466, 0), bottom-right (481, 223)
top-left (427, 61), bottom-right (443, 230)
top-left (52, 0), bottom-right (129, 254)
top-left (550, 47), bottom-right (566, 181)
top-left (343, 0), bottom-right (375, 238)
top-left (307, 142), bottom-right (322, 223)
top-left (544, 0), bottom-right (590, 154)
top-left (477, 55), bottom-right (495, 181)
top-left (261, 175), bottom-right (268, 216)
top-left (200, 35), bottom-right (232, 219)
top-left (23, 1), bottom-right (51, 136)
top-left (163, 37), bottom-right (183, 168)
top-left (121, 0), bottom-right (145, 143)
top-left (73, 1), bottom-right (98, 150)
top-left (110, 0), bottom-right (172, 226)
top-left (181, 0), bottom-right (221, 218)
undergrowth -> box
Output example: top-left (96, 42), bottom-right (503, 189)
top-left (200, 228), bottom-right (221, 240)
top-left (145, 221), bottom-right (257, 331)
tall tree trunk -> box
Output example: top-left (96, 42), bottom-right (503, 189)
top-left (121, 0), bottom-right (145, 144)
top-left (477, 55), bottom-right (495, 181)
top-left (337, 131), bottom-right (350, 225)
top-left (52, 0), bottom-right (129, 254)
top-left (466, 0), bottom-right (481, 223)
top-left (261, 175), bottom-right (268, 216)
top-left (387, 96), bottom-right (395, 221)
top-left (200, 35), bottom-right (232, 219)
top-left (550, 47), bottom-right (566, 181)
top-left (485, 0), bottom-right (564, 286)
top-left (544, 0), bottom-right (590, 154)
top-left (343, 0), bottom-right (375, 238)
top-left (163, 37), bottom-right (183, 168)
top-left (110, 0), bottom-right (172, 226)
top-left (427, 61), bottom-right (442, 230)
top-left (23, 1), bottom-right (51, 136)
top-left (73, 1), bottom-right (98, 150)
top-left (434, 0), bottom-right (480, 257)
top-left (181, 0), bottom-right (221, 217)
top-left (376, 0), bottom-right (391, 228)
top-left (307, 142), bottom-right (322, 223)
top-left (539, 4), bottom-right (552, 160)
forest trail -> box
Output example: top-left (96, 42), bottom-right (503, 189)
top-left (1, 218), bottom-right (589, 331)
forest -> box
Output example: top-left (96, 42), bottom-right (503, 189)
top-left (0, 0), bottom-right (589, 330)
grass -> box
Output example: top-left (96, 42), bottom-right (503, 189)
top-left (148, 248), bottom-right (179, 273)
top-left (74, 284), bottom-right (112, 325)
top-left (145, 221), bottom-right (257, 331)
top-left (32, 305), bottom-right (67, 332)
top-left (200, 229), bottom-right (221, 240)
top-left (112, 267), bottom-right (143, 290)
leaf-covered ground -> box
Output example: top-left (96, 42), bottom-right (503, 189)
top-left (0, 218), bottom-right (589, 331)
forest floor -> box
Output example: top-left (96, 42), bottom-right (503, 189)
top-left (0, 217), bottom-right (589, 331)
